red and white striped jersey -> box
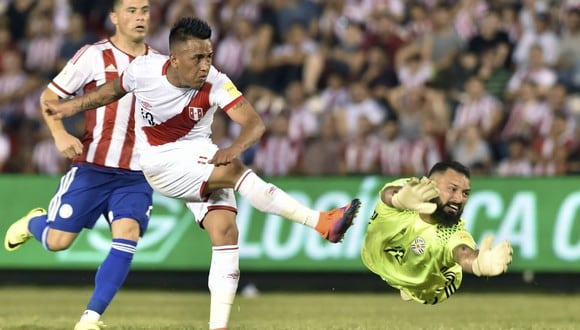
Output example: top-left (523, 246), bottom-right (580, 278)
top-left (341, 136), bottom-right (381, 174)
top-left (214, 34), bottom-right (251, 79)
top-left (453, 0), bottom-right (488, 41)
top-left (120, 54), bottom-right (243, 149)
top-left (48, 39), bottom-right (155, 170)
top-left (496, 158), bottom-right (533, 176)
top-left (452, 94), bottom-right (502, 133)
top-left (253, 136), bottom-right (301, 176)
top-left (378, 137), bottom-right (410, 176)
top-left (534, 131), bottom-right (575, 159)
top-left (501, 100), bottom-right (552, 140)
top-left (407, 137), bottom-right (442, 175)
top-left (288, 105), bottom-right (319, 142)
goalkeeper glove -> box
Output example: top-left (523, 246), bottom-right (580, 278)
top-left (391, 177), bottom-right (440, 214)
top-left (472, 235), bottom-right (513, 277)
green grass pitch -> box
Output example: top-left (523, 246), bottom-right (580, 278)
top-left (0, 287), bottom-right (579, 329)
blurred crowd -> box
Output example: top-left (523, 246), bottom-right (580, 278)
top-left (0, 0), bottom-right (579, 177)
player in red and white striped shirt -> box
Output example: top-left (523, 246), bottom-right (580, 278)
top-left (448, 76), bottom-right (504, 145)
top-left (253, 112), bottom-right (302, 176)
top-left (4, 1), bottom-right (154, 329)
top-left (46, 17), bottom-right (361, 330)
top-left (341, 116), bottom-right (381, 175)
top-left (378, 118), bottom-right (410, 176)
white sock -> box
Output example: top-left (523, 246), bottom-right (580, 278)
top-left (208, 245), bottom-right (240, 330)
top-left (235, 170), bottom-right (319, 228)
top-left (79, 310), bottom-right (100, 322)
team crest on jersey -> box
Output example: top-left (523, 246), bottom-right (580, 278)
top-left (410, 237), bottom-right (426, 255)
top-left (189, 107), bottom-right (204, 121)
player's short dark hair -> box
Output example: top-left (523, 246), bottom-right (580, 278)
top-left (169, 17), bottom-right (212, 48)
top-left (111, 0), bottom-right (123, 12)
top-left (428, 161), bottom-right (471, 179)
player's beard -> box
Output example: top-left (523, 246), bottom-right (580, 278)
top-left (430, 198), bottom-right (463, 227)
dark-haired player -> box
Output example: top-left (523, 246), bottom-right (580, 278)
top-left (361, 160), bottom-right (512, 304)
top-left (44, 16), bottom-right (361, 330)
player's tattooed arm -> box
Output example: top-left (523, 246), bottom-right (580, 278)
top-left (210, 97), bottom-right (266, 166)
top-left (45, 78), bottom-right (128, 119)
top-left (79, 78), bottom-right (127, 111)
top-left (226, 98), bottom-right (266, 153)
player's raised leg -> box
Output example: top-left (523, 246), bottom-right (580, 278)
top-left (4, 208), bottom-right (47, 251)
top-left (141, 145), bottom-right (362, 244)
top-left (234, 169), bottom-right (361, 243)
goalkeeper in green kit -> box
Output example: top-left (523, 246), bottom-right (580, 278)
top-left (361, 161), bottom-right (513, 305)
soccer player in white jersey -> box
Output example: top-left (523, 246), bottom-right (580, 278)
top-left (4, 1), bottom-right (153, 329)
top-left (45, 17), bottom-right (361, 330)
top-left (361, 161), bottom-right (513, 304)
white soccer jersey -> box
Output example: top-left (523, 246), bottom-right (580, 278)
top-left (120, 54), bottom-right (243, 149)
top-left (48, 39), bottom-right (155, 170)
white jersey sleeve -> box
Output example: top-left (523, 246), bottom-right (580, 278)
top-left (208, 67), bottom-right (243, 110)
top-left (48, 44), bottom-right (97, 98)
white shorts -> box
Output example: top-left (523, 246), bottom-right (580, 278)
top-left (186, 188), bottom-right (237, 224)
top-left (139, 139), bottom-right (237, 222)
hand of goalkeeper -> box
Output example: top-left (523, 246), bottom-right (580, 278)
top-left (391, 176), bottom-right (440, 214)
top-left (472, 235), bottom-right (513, 277)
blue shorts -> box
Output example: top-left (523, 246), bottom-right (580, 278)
top-left (46, 163), bottom-right (153, 235)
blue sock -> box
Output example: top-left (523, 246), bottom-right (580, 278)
top-left (28, 215), bottom-right (48, 243)
top-left (86, 238), bottom-right (137, 314)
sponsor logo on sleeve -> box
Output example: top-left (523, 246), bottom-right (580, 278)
top-left (224, 81), bottom-right (241, 98)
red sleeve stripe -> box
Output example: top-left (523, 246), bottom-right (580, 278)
top-left (222, 95), bottom-right (244, 112)
top-left (50, 81), bottom-right (75, 96)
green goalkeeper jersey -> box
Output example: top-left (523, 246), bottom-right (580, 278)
top-left (361, 178), bottom-right (476, 305)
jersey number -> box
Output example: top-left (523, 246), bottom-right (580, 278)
top-left (141, 107), bottom-right (155, 126)
top-left (385, 246), bottom-right (405, 265)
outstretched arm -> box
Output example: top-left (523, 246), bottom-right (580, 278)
top-left (40, 88), bottom-right (83, 158)
top-left (44, 78), bottom-right (127, 119)
top-left (453, 236), bottom-right (513, 277)
top-left (453, 244), bottom-right (479, 274)
top-left (210, 98), bottom-right (266, 166)
top-left (381, 177), bottom-right (440, 214)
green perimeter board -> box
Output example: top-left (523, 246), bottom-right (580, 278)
top-left (0, 175), bottom-right (579, 272)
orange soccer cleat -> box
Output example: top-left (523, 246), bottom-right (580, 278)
top-left (316, 198), bottom-right (361, 243)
